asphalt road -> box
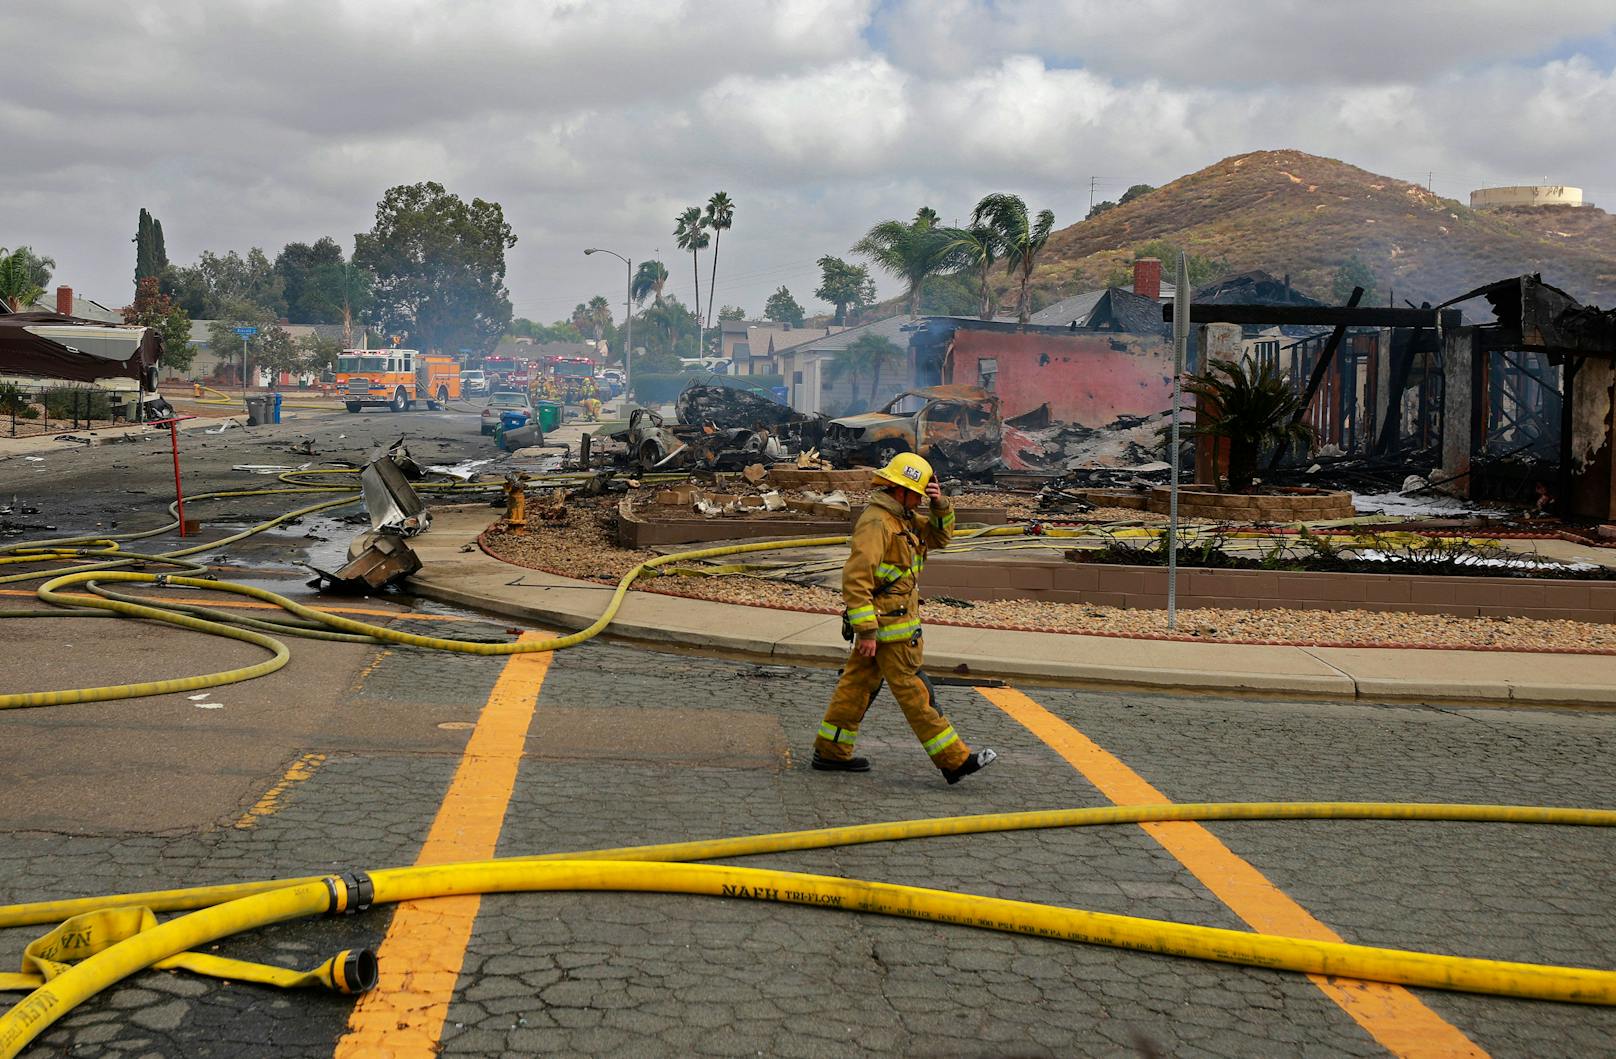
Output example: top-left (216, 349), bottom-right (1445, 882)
top-left (2, 409), bottom-right (1614, 1058)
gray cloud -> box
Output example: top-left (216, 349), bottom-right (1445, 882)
top-left (2, 0), bottom-right (1613, 325)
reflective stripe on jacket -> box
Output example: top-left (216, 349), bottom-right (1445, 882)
top-left (842, 490), bottom-right (954, 639)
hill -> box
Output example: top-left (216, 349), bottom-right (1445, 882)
top-left (1035, 149), bottom-right (1616, 308)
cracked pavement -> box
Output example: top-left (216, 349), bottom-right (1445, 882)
top-left (2, 410), bottom-right (1614, 1057)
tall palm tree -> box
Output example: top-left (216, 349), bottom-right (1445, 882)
top-left (940, 223), bottom-right (1002, 320)
top-left (0, 246), bottom-right (54, 312)
top-left (971, 193), bottom-right (1055, 326)
top-left (852, 207), bottom-right (953, 318)
top-left (703, 192), bottom-right (734, 330)
top-left (673, 207), bottom-right (709, 328)
top-left (587, 294), bottom-right (612, 341)
top-left (631, 260), bottom-right (669, 307)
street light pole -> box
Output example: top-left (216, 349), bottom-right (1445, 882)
top-left (584, 247), bottom-right (633, 405)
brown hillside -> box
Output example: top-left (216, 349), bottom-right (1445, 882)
top-left (1037, 149), bottom-right (1616, 307)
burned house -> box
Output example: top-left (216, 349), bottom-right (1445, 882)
top-left (916, 261), bottom-right (1185, 427)
top-left (1435, 276), bottom-right (1616, 519)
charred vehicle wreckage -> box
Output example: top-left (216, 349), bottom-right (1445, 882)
top-left (609, 383), bottom-right (826, 472)
top-left (821, 385), bottom-right (1004, 475)
top-left (603, 382), bottom-right (1050, 480)
top-left (605, 382), bottom-right (1012, 476)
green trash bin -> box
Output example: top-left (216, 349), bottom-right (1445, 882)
top-left (536, 400), bottom-right (562, 432)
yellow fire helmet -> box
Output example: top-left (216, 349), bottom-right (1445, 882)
top-left (871, 451), bottom-right (934, 496)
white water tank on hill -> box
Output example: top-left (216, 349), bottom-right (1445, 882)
top-left (1469, 185), bottom-right (1586, 209)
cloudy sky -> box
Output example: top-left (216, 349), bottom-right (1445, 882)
top-left (4, 0), bottom-right (1615, 323)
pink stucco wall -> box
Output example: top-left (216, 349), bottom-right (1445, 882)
top-left (945, 330), bottom-right (1173, 425)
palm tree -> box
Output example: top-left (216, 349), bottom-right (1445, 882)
top-left (674, 207), bottom-right (709, 328)
top-left (971, 193), bottom-right (1055, 326)
top-left (703, 192), bottom-right (734, 330)
top-left (828, 333), bottom-right (906, 410)
top-left (1175, 355), bottom-right (1317, 492)
top-left (570, 302), bottom-right (592, 336)
top-left (940, 224), bottom-right (1001, 320)
top-left (852, 207), bottom-right (954, 318)
top-left (587, 294), bottom-right (612, 341)
top-left (0, 246), bottom-right (55, 312)
top-left (631, 260), bottom-right (669, 307)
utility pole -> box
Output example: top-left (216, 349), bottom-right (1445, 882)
top-left (1166, 252), bottom-right (1189, 631)
top-left (1088, 176), bottom-right (1099, 214)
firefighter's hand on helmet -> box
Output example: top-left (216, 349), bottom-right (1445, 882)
top-left (925, 480), bottom-right (943, 503)
top-left (854, 635), bottom-right (878, 658)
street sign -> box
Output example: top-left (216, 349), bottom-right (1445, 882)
top-left (232, 326), bottom-right (258, 337)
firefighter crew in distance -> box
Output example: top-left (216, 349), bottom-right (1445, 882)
top-left (812, 452), bottom-right (998, 784)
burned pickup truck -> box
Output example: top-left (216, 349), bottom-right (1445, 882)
top-left (612, 382), bottom-right (824, 472)
top-left (821, 384), bottom-right (1002, 472)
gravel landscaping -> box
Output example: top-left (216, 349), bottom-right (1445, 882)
top-left (481, 491), bottom-right (1616, 653)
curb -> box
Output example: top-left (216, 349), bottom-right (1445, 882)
top-left (406, 565), bottom-right (1358, 699)
top-left (404, 521), bottom-right (1616, 708)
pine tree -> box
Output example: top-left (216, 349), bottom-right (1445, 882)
top-left (151, 217), bottom-right (168, 273)
top-left (135, 208), bottom-right (155, 286)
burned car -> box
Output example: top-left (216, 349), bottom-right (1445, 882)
top-left (822, 384), bottom-right (1001, 469)
top-left (610, 382), bottom-right (824, 472)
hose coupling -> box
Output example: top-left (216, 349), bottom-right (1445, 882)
top-left (329, 949), bottom-right (380, 994)
top-left (323, 871), bottom-right (375, 915)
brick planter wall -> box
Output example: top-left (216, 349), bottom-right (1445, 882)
top-left (1150, 486), bottom-right (1354, 521)
top-left (920, 557), bottom-right (1616, 622)
top-left (616, 500), bottom-right (1007, 548)
top-left (1078, 486), bottom-right (1354, 521)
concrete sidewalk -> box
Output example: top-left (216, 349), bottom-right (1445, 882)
top-left (407, 506), bottom-right (1616, 707)
top-left (0, 411), bottom-right (246, 461)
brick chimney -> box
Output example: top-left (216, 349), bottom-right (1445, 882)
top-left (1132, 259), bottom-right (1161, 300)
top-left (55, 286), bottom-right (74, 315)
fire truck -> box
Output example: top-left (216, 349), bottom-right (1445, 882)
top-left (549, 356), bottom-right (596, 402)
top-left (335, 349), bottom-right (463, 412)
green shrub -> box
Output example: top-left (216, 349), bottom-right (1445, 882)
top-left (42, 387), bottom-right (114, 420)
top-left (0, 383), bottom-right (39, 418)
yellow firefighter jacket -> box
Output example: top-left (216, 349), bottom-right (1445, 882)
top-left (843, 490), bottom-right (955, 643)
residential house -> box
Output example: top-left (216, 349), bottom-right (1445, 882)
top-left (31, 286), bottom-right (123, 324)
top-left (775, 316), bottom-right (918, 417)
top-left (918, 260), bottom-right (1180, 424)
top-left (719, 319), bottom-right (828, 377)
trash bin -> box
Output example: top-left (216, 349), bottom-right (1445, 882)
top-left (770, 386), bottom-right (788, 404)
top-left (271, 392), bottom-right (283, 424)
top-left (536, 400), bottom-right (562, 433)
top-left (244, 395), bottom-right (271, 426)
top-left (499, 409), bottom-right (530, 434)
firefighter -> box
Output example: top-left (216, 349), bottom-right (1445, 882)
top-left (811, 452), bottom-right (998, 784)
top-left (582, 396), bottom-right (602, 421)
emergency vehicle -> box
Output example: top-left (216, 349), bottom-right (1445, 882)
top-left (335, 349), bottom-right (463, 412)
top-left (550, 356), bottom-right (596, 402)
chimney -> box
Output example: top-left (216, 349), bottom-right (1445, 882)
top-left (56, 286), bottom-right (74, 316)
top-left (1132, 259), bottom-right (1161, 300)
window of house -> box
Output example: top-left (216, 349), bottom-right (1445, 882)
top-left (793, 371), bottom-right (803, 384)
top-left (977, 357), bottom-right (998, 392)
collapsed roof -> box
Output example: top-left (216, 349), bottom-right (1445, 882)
top-left (0, 311), bottom-right (163, 386)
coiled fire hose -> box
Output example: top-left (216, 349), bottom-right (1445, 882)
top-left (1, 802), bottom-right (1614, 1057)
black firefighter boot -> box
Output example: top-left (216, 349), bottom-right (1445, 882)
top-left (943, 748), bottom-right (998, 785)
top-left (811, 751), bottom-right (871, 773)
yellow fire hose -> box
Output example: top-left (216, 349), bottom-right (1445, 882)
top-left (1, 802), bottom-right (1614, 1057)
top-left (3, 476), bottom-right (1614, 1051)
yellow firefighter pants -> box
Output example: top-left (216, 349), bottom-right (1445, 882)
top-left (814, 636), bottom-right (970, 771)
